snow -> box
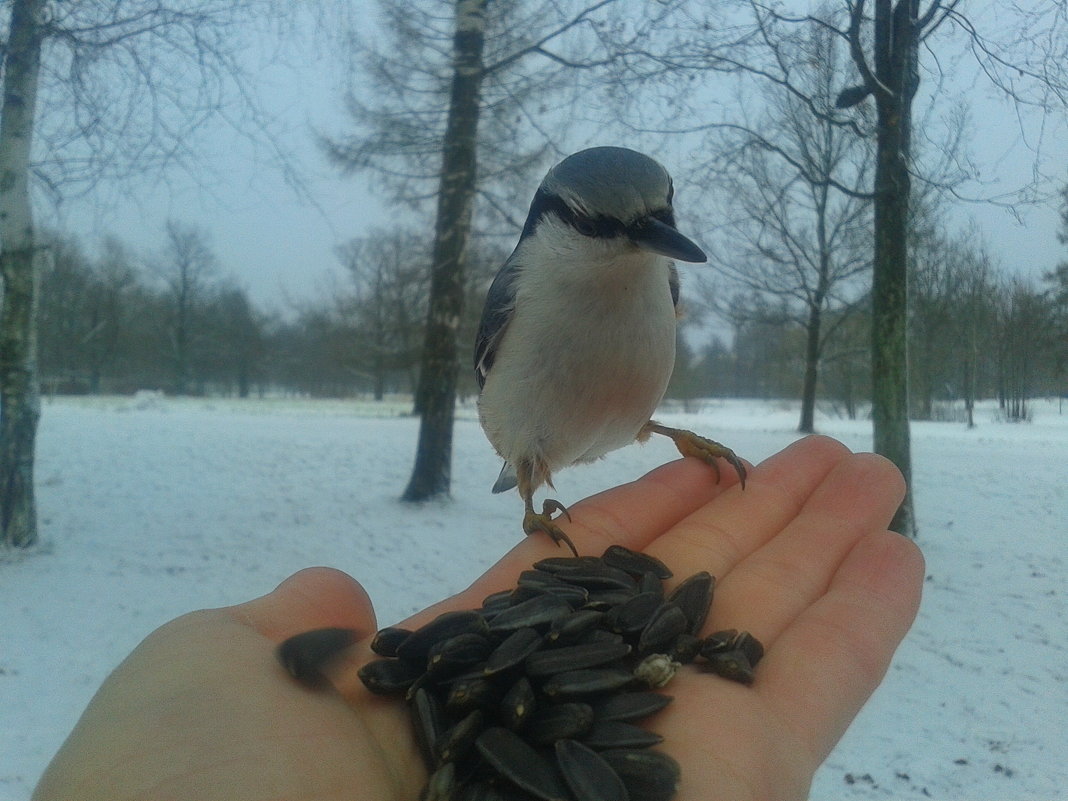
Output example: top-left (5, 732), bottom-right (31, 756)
top-left (1, 395), bottom-right (1066, 800)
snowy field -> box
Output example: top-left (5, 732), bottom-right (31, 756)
top-left (1, 394), bottom-right (1065, 800)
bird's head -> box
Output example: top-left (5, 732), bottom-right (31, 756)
top-left (519, 146), bottom-right (707, 264)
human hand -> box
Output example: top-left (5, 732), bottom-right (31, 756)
top-left (33, 435), bottom-right (923, 801)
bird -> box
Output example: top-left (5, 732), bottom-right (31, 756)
top-left (474, 146), bottom-right (746, 555)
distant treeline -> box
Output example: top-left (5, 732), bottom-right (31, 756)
top-left (38, 223), bottom-right (1067, 423)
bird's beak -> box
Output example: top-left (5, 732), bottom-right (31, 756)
top-left (629, 217), bottom-right (707, 263)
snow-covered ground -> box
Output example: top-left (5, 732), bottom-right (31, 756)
top-left (1, 395), bottom-right (1065, 800)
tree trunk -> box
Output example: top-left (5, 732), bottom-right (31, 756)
top-left (870, 0), bottom-right (918, 537)
top-left (402, 0), bottom-right (487, 502)
top-left (0, 0), bottom-right (44, 548)
top-left (799, 302), bottom-right (821, 433)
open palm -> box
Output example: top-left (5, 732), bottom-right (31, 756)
top-left (34, 435), bottom-right (923, 801)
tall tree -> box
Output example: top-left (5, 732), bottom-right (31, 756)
top-left (328, 0), bottom-right (631, 500)
top-left (0, 0), bottom-right (46, 547)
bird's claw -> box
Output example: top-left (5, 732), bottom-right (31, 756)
top-left (523, 499), bottom-right (577, 556)
top-left (674, 430), bottom-right (747, 488)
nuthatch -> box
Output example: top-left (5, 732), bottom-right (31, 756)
top-left (474, 146), bottom-right (746, 554)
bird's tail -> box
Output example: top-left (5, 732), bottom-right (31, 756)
top-left (492, 462), bottom-right (518, 493)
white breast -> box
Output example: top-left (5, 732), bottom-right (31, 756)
top-left (478, 218), bottom-right (677, 478)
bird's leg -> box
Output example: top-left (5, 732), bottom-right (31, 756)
top-left (640, 420), bottom-right (748, 488)
top-left (516, 460), bottom-right (577, 556)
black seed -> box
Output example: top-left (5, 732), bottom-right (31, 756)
top-left (533, 556), bottom-right (605, 574)
top-left (370, 626), bottom-right (412, 657)
top-left (699, 629), bottom-right (737, 656)
top-left (481, 590), bottom-right (514, 618)
top-left (454, 781), bottom-right (514, 801)
top-left (639, 570), bottom-right (666, 596)
top-left (397, 610), bottom-right (489, 663)
top-left (438, 709), bottom-right (485, 764)
top-left (604, 591), bottom-right (664, 634)
top-left (556, 738), bottom-right (629, 801)
top-left (483, 627), bottom-right (543, 676)
top-left (500, 675), bottom-right (536, 730)
top-left (277, 627), bottom-right (357, 687)
top-left (637, 603), bottom-right (689, 654)
top-left (546, 609), bottom-right (605, 644)
top-left (488, 594), bottom-right (572, 633)
top-left (475, 727), bottom-right (571, 801)
top-left (667, 633), bottom-right (702, 664)
top-left (446, 676), bottom-right (500, 716)
top-left (600, 749), bottom-right (681, 801)
top-left (554, 564), bottom-right (639, 592)
top-left (427, 632), bottom-right (494, 676)
top-left (601, 545), bottom-right (673, 580)
top-left (582, 720), bottom-right (664, 750)
top-left (541, 667), bottom-right (635, 698)
top-left (358, 657), bottom-right (424, 695)
top-left (733, 630), bottom-right (765, 667)
top-left (525, 641), bottom-right (632, 677)
top-left (584, 629), bottom-right (626, 645)
top-left (585, 589), bottom-right (640, 610)
top-left (424, 761), bottom-right (457, 801)
top-left (511, 582), bottom-right (590, 608)
top-left (703, 649), bottom-right (755, 685)
top-left (411, 687), bottom-right (444, 770)
top-left (590, 691), bottom-right (673, 722)
top-left (526, 702), bottom-right (595, 746)
top-left (666, 572), bottom-right (714, 635)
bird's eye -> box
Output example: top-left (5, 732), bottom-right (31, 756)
top-left (573, 216), bottom-right (597, 237)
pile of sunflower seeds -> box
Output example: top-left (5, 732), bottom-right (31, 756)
top-left (350, 545), bottom-right (764, 801)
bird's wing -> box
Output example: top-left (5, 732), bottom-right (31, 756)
top-left (474, 255), bottom-right (521, 390)
top-left (669, 262), bottom-right (680, 308)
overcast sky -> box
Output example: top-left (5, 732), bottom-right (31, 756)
top-left (49, 3), bottom-right (1067, 320)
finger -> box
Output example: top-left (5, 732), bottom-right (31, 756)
top-left (227, 567), bottom-right (378, 642)
top-left (708, 451), bottom-right (906, 641)
top-left (645, 435), bottom-right (853, 582)
top-left (403, 456), bottom-right (741, 631)
top-left (760, 529), bottom-right (924, 763)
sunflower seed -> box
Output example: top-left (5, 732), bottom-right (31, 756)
top-left (438, 709), bottom-right (485, 764)
top-left (590, 691), bottom-right (673, 722)
top-left (397, 610), bottom-right (489, 663)
top-left (553, 564), bottom-right (639, 592)
top-left (533, 556), bottom-right (605, 574)
top-left (546, 609), bottom-right (605, 644)
top-left (702, 649), bottom-right (755, 685)
top-left (667, 633), bottom-right (702, 664)
top-left (637, 603), bottom-right (689, 654)
top-left (604, 591), bottom-right (663, 634)
top-left (426, 632), bottom-right (494, 677)
top-left (732, 630), bottom-right (765, 667)
top-left (555, 738), bottom-right (629, 801)
top-left (277, 627), bottom-right (357, 687)
top-left (446, 676), bottom-right (500, 716)
top-left (541, 667), bottom-right (635, 698)
top-left (666, 572), bottom-right (714, 635)
top-left (483, 627), bottom-right (543, 676)
top-left (370, 626), bottom-right (412, 658)
top-left (475, 726), bottom-right (571, 801)
top-left (411, 687), bottom-right (444, 769)
top-left (526, 702), bottom-right (595, 745)
top-left (525, 641), bottom-right (632, 677)
top-left (699, 629), bottom-right (737, 656)
top-left (601, 545), bottom-right (673, 580)
top-left (424, 761), bottom-right (457, 801)
top-left (639, 570), bottom-right (666, 596)
top-left (600, 749), bottom-right (681, 801)
top-left (358, 657), bottom-right (424, 695)
top-left (582, 720), bottom-right (664, 750)
top-left (488, 594), bottom-right (572, 633)
top-left (500, 675), bottom-right (536, 730)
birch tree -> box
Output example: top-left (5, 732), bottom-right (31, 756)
top-left (0, 0), bottom-right (304, 548)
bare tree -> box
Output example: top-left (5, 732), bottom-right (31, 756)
top-left (699, 21), bottom-right (872, 433)
top-left (0, 0), bottom-right (302, 547)
top-left (156, 221), bottom-right (218, 396)
top-left (327, 0), bottom-right (638, 501)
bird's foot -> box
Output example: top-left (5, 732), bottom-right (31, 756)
top-left (523, 499), bottom-right (577, 556)
top-left (643, 421), bottom-right (747, 488)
